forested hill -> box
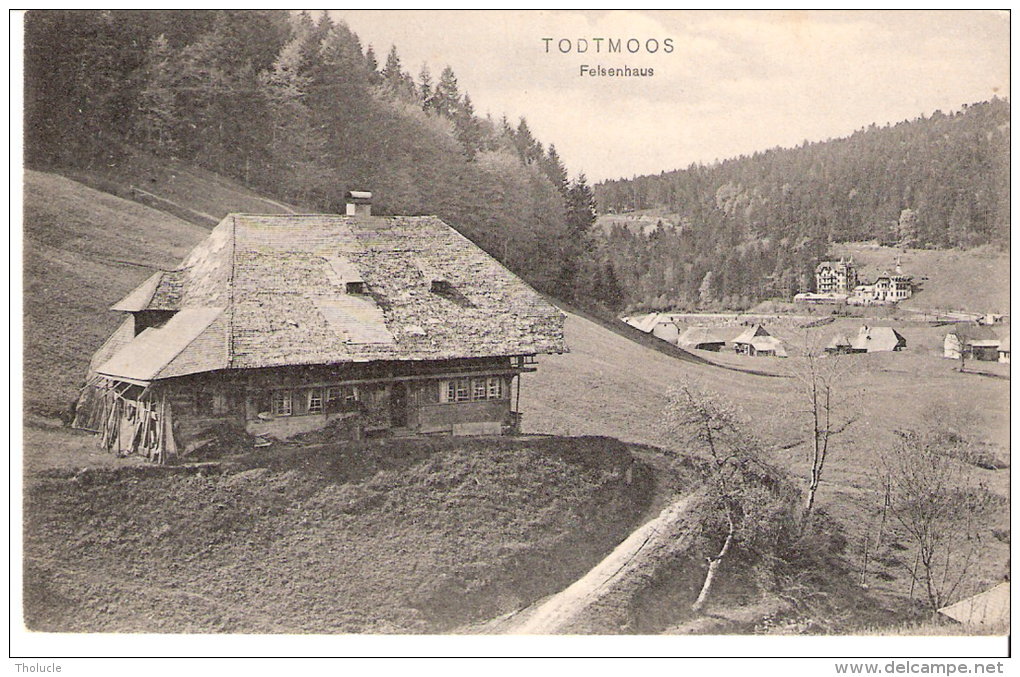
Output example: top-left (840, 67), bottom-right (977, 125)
top-left (593, 100), bottom-right (1009, 310)
top-left (597, 101), bottom-right (1009, 247)
top-left (24, 10), bottom-right (623, 309)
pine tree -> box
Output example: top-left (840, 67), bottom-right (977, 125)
top-left (434, 65), bottom-right (461, 118)
top-left (419, 64), bottom-right (435, 111)
top-left (364, 44), bottom-right (382, 85)
top-left (543, 144), bottom-right (569, 195)
top-left (453, 93), bottom-right (483, 160)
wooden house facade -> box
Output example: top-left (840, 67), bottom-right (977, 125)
top-left (73, 203), bottom-right (567, 462)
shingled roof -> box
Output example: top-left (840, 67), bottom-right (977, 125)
top-left (732, 324), bottom-right (771, 345)
top-left (102, 214), bottom-right (567, 381)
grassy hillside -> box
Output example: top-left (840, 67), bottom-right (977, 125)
top-left (831, 243), bottom-right (1009, 314)
top-left (25, 436), bottom-right (654, 633)
top-left (21, 167), bottom-right (1009, 632)
top-left (59, 147), bottom-right (298, 226)
top-left (23, 170), bottom-right (209, 417)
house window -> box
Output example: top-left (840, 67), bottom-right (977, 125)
top-left (436, 376), bottom-right (506, 403)
top-left (326, 387), bottom-right (341, 409)
top-left (488, 376), bottom-right (504, 399)
top-left (455, 378), bottom-right (470, 402)
top-left (272, 390), bottom-right (293, 416)
top-left (324, 385), bottom-right (359, 412)
top-left (308, 388), bottom-right (323, 414)
top-left (346, 281), bottom-right (365, 294)
top-left (473, 378), bottom-right (488, 400)
top-left (440, 378), bottom-right (472, 402)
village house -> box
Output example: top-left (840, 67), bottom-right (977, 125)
top-left (849, 325), bottom-right (907, 353)
top-left (943, 324), bottom-right (1001, 362)
top-left (732, 324), bottom-right (787, 357)
top-left (815, 257), bottom-right (858, 294)
top-left (848, 260), bottom-right (913, 306)
top-left (998, 333), bottom-right (1010, 364)
top-left (72, 194), bottom-right (567, 462)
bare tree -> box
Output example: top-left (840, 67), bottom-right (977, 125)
top-left (883, 421), bottom-right (995, 614)
top-left (792, 334), bottom-right (861, 527)
top-left (664, 381), bottom-right (789, 613)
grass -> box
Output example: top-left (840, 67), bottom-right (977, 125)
top-left (521, 312), bottom-right (1010, 618)
top-left (21, 166), bottom-right (1009, 635)
top-left (24, 436), bottom-right (655, 633)
top-left (53, 144), bottom-right (298, 225)
top-left (23, 170), bottom-right (209, 419)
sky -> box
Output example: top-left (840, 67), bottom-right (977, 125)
top-left (331, 10), bottom-right (1010, 183)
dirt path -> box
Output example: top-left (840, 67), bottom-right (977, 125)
top-left (506, 494), bottom-right (698, 634)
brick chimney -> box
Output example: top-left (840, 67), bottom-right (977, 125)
top-left (345, 190), bottom-right (372, 217)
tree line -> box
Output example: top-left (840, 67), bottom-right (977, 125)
top-left (24, 10), bottom-right (623, 308)
top-left (595, 99), bottom-right (1009, 312)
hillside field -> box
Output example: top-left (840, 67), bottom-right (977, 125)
top-left (521, 314), bottom-right (1010, 610)
top-left (21, 168), bottom-right (1010, 633)
top-left (25, 436), bottom-right (655, 633)
top-left (830, 242), bottom-right (1009, 315)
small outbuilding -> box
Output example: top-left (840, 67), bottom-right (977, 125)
top-left (944, 324), bottom-right (1000, 361)
top-left (825, 334), bottom-right (853, 355)
top-left (998, 333), bottom-right (1010, 364)
top-left (850, 325), bottom-right (906, 353)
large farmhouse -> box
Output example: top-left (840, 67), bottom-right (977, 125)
top-left (73, 196), bottom-right (567, 462)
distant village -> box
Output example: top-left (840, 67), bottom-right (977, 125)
top-left (624, 255), bottom-right (1010, 365)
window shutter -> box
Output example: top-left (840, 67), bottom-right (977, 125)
top-left (439, 380), bottom-right (449, 403)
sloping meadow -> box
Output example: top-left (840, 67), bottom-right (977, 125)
top-left (24, 436), bottom-right (655, 633)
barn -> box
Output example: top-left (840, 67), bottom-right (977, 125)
top-left (72, 197), bottom-right (567, 462)
top-left (677, 327), bottom-right (726, 352)
top-left (849, 325), bottom-right (907, 353)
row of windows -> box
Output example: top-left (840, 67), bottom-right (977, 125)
top-left (267, 378), bottom-right (508, 417)
top-left (439, 377), bottom-right (505, 403)
top-left (272, 386), bottom-right (359, 417)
